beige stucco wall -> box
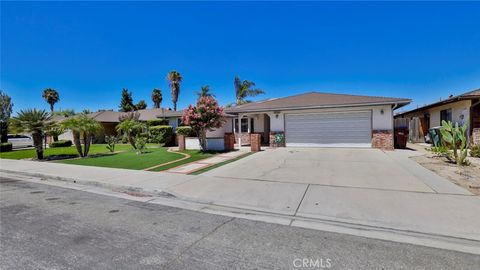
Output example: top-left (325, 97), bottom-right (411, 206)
top-left (428, 100), bottom-right (471, 127)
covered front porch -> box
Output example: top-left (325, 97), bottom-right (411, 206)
top-left (231, 112), bottom-right (274, 148)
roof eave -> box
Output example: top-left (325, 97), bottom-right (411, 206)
top-left (227, 100), bottom-right (411, 114)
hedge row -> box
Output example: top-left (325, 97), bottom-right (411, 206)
top-left (50, 140), bottom-right (73, 148)
top-left (0, 142), bottom-right (13, 152)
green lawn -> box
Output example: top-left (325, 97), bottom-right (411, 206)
top-left (58, 147), bottom-right (188, 170)
top-left (0, 144), bottom-right (133, 160)
top-left (149, 150), bottom-right (215, 172)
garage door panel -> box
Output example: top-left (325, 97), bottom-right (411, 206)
top-left (285, 111), bottom-right (372, 147)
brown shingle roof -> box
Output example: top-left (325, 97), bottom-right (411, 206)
top-left (395, 88), bottom-right (480, 117)
top-left (84, 109), bottom-right (183, 123)
top-left (226, 92), bottom-right (411, 113)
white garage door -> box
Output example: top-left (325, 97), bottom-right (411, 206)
top-left (285, 111), bottom-right (372, 147)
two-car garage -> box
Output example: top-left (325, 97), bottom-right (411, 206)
top-left (284, 111), bottom-right (373, 147)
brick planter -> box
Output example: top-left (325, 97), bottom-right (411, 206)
top-left (269, 131), bottom-right (285, 147)
top-left (372, 130), bottom-right (394, 151)
top-left (177, 134), bottom-right (186, 151)
top-left (250, 133), bottom-right (262, 152)
top-left (224, 133), bottom-right (235, 151)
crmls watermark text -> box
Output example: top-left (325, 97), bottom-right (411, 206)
top-left (293, 258), bottom-right (332, 268)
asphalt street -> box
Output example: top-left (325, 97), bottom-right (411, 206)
top-left (1, 176), bottom-right (479, 270)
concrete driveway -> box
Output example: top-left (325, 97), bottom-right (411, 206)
top-left (203, 148), bottom-right (469, 193)
top-left (166, 147), bottom-right (480, 250)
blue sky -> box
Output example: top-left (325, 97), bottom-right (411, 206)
top-left (1, 1), bottom-right (479, 114)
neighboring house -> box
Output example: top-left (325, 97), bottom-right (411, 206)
top-left (52, 109), bottom-right (185, 143)
top-left (394, 89), bottom-right (480, 144)
top-left (223, 92), bottom-right (410, 150)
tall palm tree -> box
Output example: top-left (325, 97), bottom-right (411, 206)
top-left (197, 85), bottom-right (214, 98)
top-left (234, 76), bottom-right (264, 105)
top-left (167, 71), bottom-right (182, 111)
top-left (151, 88), bottom-right (163, 109)
top-left (12, 109), bottom-right (52, 159)
top-left (62, 114), bottom-right (103, 157)
top-left (42, 88), bottom-right (60, 112)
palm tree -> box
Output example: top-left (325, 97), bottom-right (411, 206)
top-left (151, 88), bottom-right (163, 109)
top-left (234, 76), bottom-right (264, 105)
top-left (197, 85), bottom-right (214, 98)
top-left (167, 71), bottom-right (183, 111)
top-left (12, 109), bottom-right (52, 159)
top-left (116, 112), bottom-right (145, 149)
top-left (42, 88), bottom-right (60, 112)
top-left (62, 115), bottom-right (103, 157)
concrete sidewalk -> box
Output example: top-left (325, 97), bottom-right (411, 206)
top-left (1, 158), bottom-right (480, 254)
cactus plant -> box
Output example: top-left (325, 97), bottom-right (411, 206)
top-left (439, 120), bottom-right (469, 166)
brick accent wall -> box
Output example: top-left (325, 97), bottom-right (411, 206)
top-left (224, 133), bottom-right (235, 151)
top-left (372, 130), bottom-right (394, 151)
top-left (235, 133), bottom-right (251, 145)
top-left (473, 128), bottom-right (480, 146)
top-left (269, 131), bottom-right (286, 147)
top-left (177, 135), bottom-right (185, 151)
top-left (250, 133), bottom-right (262, 152)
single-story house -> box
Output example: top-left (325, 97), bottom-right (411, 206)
top-left (53, 109), bottom-right (185, 143)
top-left (53, 91), bottom-right (411, 150)
top-left (221, 92), bottom-right (411, 150)
top-left (394, 89), bottom-right (480, 144)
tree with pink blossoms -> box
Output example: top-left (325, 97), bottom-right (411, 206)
top-left (181, 96), bottom-right (226, 151)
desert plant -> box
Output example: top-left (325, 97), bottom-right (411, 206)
top-left (49, 140), bottom-right (73, 148)
top-left (0, 90), bottom-right (13, 143)
top-left (148, 125), bottom-right (174, 145)
top-left (62, 115), bottom-right (103, 157)
top-left (440, 120), bottom-right (469, 166)
top-left (134, 135), bottom-right (147, 154)
top-left (42, 88), bottom-right (60, 112)
top-left (470, 145), bottom-right (480, 158)
top-left (176, 126), bottom-right (195, 137)
top-left (12, 109), bottom-right (53, 159)
top-left (0, 142), bottom-right (13, 152)
top-left (167, 70), bottom-right (182, 111)
top-left (105, 135), bottom-right (118, 153)
top-left (182, 96), bottom-right (226, 151)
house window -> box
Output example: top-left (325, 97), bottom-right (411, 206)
top-left (440, 109), bottom-right (452, 123)
top-left (234, 118), bottom-right (250, 133)
top-left (177, 118), bottom-right (182, 126)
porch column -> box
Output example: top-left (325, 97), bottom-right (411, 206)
top-left (247, 116), bottom-right (251, 133)
top-left (238, 114), bottom-right (242, 148)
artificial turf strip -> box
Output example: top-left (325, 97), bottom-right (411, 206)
top-left (57, 147), bottom-right (186, 170)
top-left (0, 144), bottom-right (134, 160)
top-left (148, 150), bottom-right (215, 172)
top-left (188, 152), bottom-right (254, 175)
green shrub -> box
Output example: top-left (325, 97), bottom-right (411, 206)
top-left (149, 125), bottom-right (174, 145)
top-left (176, 126), bottom-right (195, 137)
top-left (0, 142), bottom-right (13, 152)
top-left (470, 145), bottom-right (480, 158)
top-left (146, 119), bottom-right (169, 126)
top-left (135, 135), bottom-right (147, 154)
top-left (49, 140), bottom-right (73, 148)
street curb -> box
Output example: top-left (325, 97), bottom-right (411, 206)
top-left (1, 169), bottom-right (480, 255)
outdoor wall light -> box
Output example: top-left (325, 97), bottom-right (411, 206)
top-left (274, 111), bottom-right (281, 118)
top-left (380, 109), bottom-right (384, 115)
